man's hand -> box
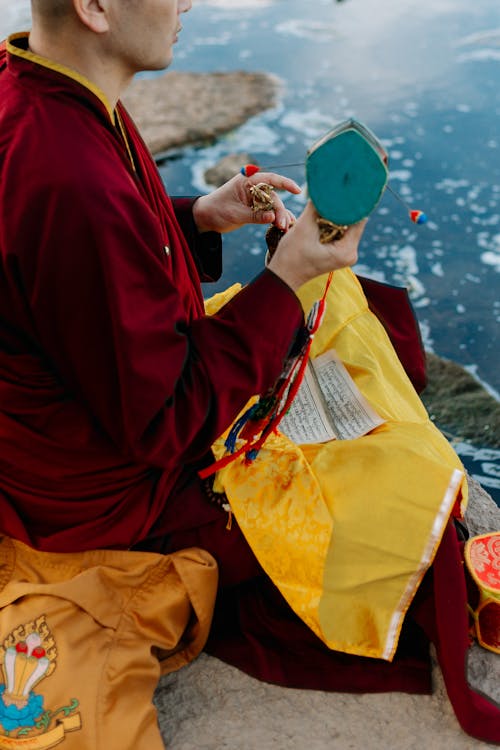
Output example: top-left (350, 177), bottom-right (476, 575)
top-left (268, 201), bottom-right (367, 292)
top-left (192, 172), bottom-right (301, 234)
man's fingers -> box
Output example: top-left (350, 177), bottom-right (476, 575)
top-left (255, 203), bottom-right (296, 231)
top-left (246, 172), bottom-right (301, 195)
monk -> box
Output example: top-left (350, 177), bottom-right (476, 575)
top-left (0, 1), bottom-right (498, 745)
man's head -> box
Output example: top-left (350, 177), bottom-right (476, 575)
top-left (30, 0), bottom-right (193, 78)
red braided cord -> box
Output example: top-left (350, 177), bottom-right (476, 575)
top-left (198, 273), bottom-right (333, 479)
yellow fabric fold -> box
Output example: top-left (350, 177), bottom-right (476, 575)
top-left (207, 268), bottom-right (466, 660)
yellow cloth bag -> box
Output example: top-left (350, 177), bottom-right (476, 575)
top-left (206, 269), bottom-right (466, 661)
top-left (0, 537), bottom-right (217, 749)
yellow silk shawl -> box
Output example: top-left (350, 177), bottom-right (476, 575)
top-left (205, 268), bottom-right (466, 661)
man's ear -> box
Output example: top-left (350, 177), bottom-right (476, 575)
top-left (72, 0), bottom-right (110, 33)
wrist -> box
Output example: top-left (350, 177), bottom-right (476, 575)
top-left (192, 195), bottom-right (214, 234)
top-left (267, 253), bottom-right (310, 292)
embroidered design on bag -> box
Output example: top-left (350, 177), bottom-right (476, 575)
top-left (0, 616), bottom-right (81, 747)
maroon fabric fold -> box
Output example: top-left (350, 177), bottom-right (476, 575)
top-left (0, 38), bottom-right (303, 552)
top-left (205, 577), bottom-right (433, 695)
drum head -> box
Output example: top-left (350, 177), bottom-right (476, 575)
top-left (306, 121), bottom-right (388, 226)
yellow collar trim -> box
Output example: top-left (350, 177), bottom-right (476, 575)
top-left (7, 32), bottom-right (114, 122)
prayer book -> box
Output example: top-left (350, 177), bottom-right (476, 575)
top-left (279, 349), bottom-right (385, 444)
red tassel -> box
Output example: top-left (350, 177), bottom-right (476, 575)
top-left (239, 417), bottom-right (271, 441)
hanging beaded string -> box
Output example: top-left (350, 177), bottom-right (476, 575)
top-left (201, 476), bottom-right (234, 530)
top-left (199, 268), bottom-right (333, 480)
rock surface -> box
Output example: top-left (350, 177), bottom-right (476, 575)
top-left (122, 72), bottom-right (279, 156)
top-left (155, 475), bottom-right (499, 750)
top-left (204, 152), bottom-right (255, 188)
top-left (421, 353), bottom-right (500, 448)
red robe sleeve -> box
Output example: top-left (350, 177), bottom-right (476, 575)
top-left (6, 131), bottom-right (303, 472)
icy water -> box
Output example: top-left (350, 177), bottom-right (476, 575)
top-left (1, 0), bottom-right (499, 398)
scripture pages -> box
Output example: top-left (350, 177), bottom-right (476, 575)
top-left (279, 349), bottom-right (385, 444)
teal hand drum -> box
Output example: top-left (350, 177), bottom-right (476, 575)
top-left (306, 119), bottom-right (389, 226)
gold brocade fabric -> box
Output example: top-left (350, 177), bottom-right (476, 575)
top-left (206, 269), bottom-right (466, 661)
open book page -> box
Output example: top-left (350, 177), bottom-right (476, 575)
top-left (279, 361), bottom-right (336, 445)
top-left (279, 349), bottom-right (385, 445)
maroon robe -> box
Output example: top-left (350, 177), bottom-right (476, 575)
top-left (0, 36), bottom-right (303, 552)
top-left (0, 35), bottom-right (498, 744)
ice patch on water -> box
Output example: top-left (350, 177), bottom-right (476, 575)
top-left (352, 265), bottom-right (387, 283)
top-left (480, 251), bottom-right (500, 271)
top-left (395, 245), bottom-right (419, 276)
top-left (193, 32), bottom-right (232, 47)
top-left (403, 102), bottom-right (419, 118)
top-left (275, 19), bottom-right (340, 43)
top-left (389, 170), bottom-right (413, 183)
top-left (435, 178), bottom-right (470, 192)
top-left (198, 0), bottom-right (274, 8)
top-left (418, 320), bottom-right (434, 353)
top-left (232, 120), bottom-right (284, 155)
top-left (476, 231), bottom-right (500, 271)
top-left (456, 28), bottom-right (500, 47)
top-left (431, 262), bottom-right (444, 277)
top-left (457, 49), bottom-right (500, 63)
top-left (188, 116), bottom-right (285, 192)
top-left (280, 110), bottom-right (336, 141)
top-left (388, 244), bottom-right (429, 303)
top-left (413, 296), bottom-right (431, 308)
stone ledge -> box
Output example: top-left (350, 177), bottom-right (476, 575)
top-left (122, 71), bottom-right (279, 156)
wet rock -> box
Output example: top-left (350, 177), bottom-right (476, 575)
top-left (122, 71), bottom-right (279, 156)
top-left (204, 153), bottom-right (255, 188)
top-left (421, 352), bottom-right (500, 448)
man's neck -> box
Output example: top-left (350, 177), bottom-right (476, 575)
top-left (28, 26), bottom-right (133, 110)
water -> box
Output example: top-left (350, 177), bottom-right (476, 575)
top-left (2, 0), bottom-right (499, 398)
